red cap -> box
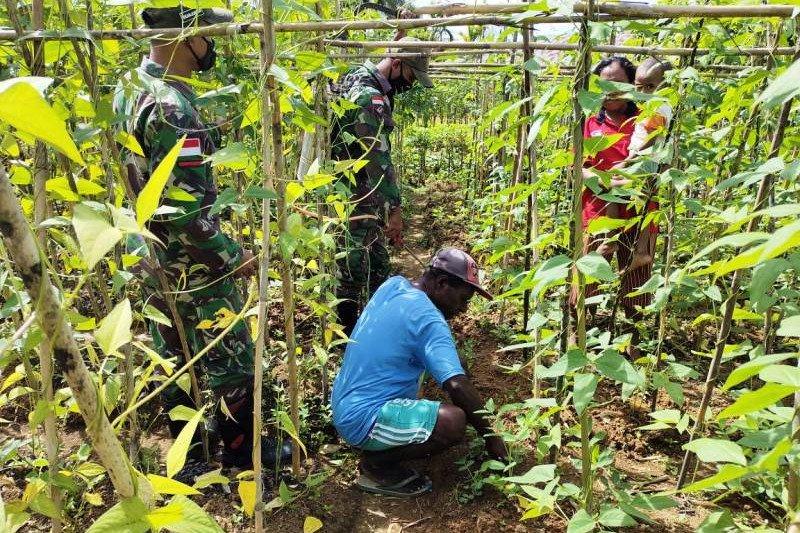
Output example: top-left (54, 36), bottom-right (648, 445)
top-left (430, 247), bottom-right (493, 300)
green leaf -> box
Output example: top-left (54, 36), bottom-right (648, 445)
top-left (146, 474), bottom-right (200, 496)
top-left (0, 80), bottom-right (84, 165)
top-left (136, 136), bottom-right (185, 227)
top-left (166, 407), bottom-right (205, 478)
top-left (502, 464), bottom-right (556, 485)
top-left (681, 464), bottom-right (748, 493)
top-left (683, 438), bottom-right (747, 466)
top-left (146, 496), bottom-right (223, 533)
top-left (722, 353), bottom-right (796, 391)
top-left (115, 130), bottom-right (144, 157)
top-left (583, 133), bottom-right (624, 157)
top-left (72, 203), bottom-right (123, 270)
top-left (192, 469), bottom-right (229, 490)
top-left (244, 186), bottom-right (277, 200)
top-left (573, 373), bottom-right (598, 415)
top-left (716, 383), bottom-right (798, 420)
top-left (208, 187), bottom-right (238, 216)
top-left (566, 509), bottom-right (595, 533)
top-left (697, 510), bottom-right (736, 532)
top-left (777, 315), bottom-right (800, 337)
top-left (758, 58), bottom-right (800, 108)
top-left (277, 411), bottom-right (306, 459)
top-left (575, 253), bottom-right (616, 282)
top-left (285, 182), bottom-right (305, 204)
top-left (598, 508), bottom-right (636, 528)
top-left (86, 497), bottom-right (149, 533)
top-left (759, 364), bottom-right (800, 387)
top-left (595, 350), bottom-right (644, 386)
top-left (94, 299), bottom-right (132, 357)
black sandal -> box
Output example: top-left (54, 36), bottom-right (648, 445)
top-left (356, 467), bottom-right (433, 497)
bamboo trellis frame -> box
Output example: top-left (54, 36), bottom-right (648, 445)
top-left (2, 0), bottom-right (799, 524)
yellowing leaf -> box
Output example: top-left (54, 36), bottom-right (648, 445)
top-left (84, 492), bottom-right (104, 506)
top-left (72, 203), bottom-right (123, 270)
top-left (146, 474), bottom-right (201, 496)
top-left (0, 80), bottom-right (84, 165)
top-left (304, 516), bottom-right (323, 533)
top-left (238, 480), bottom-right (256, 517)
top-left (94, 299), bottom-right (132, 357)
top-left (285, 182), bottom-right (305, 204)
top-left (166, 407), bottom-right (205, 479)
top-left (136, 136), bottom-right (184, 227)
top-left (115, 130), bottom-right (145, 157)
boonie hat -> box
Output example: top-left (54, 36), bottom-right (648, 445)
top-left (392, 37), bottom-right (434, 88)
top-left (430, 247), bottom-right (493, 300)
top-left (142, 6), bottom-right (233, 29)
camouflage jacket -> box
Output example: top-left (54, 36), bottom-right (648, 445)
top-left (330, 61), bottom-right (401, 218)
top-left (113, 58), bottom-right (242, 292)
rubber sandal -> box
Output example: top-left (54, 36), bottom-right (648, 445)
top-left (356, 470), bottom-right (433, 497)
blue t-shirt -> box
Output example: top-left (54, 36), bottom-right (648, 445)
top-left (331, 276), bottom-right (465, 445)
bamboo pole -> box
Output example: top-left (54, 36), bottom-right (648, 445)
top-left (260, 0), bottom-right (302, 478)
top-left (253, 15), bottom-right (273, 533)
top-left (676, 60), bottom-right (799, 488)
top-left (0, 14), bottom-right (516, 41)
top-left (25, 0), bottom-right (63, 527)
top-left (413, 2), bottom-right (798, 18)
top-left (327, 39), bottom-right (797, 57)
top-left (570, 0), bottom-right (593, 512)
top-left (0, 166), bottom-right (137, 498)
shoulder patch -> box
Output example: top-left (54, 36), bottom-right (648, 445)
top-left (371, 95), bottom-right (385, 106)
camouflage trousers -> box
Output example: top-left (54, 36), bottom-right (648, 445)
top-left (336, 218), bottom-right (392, 335)
top-left (147, 277), bottom-right (256, 459)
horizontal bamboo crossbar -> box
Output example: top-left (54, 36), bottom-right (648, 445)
top-left (0, 14), bottom-right (517, 41)
top-left (414, 2), bottom-right (800, 19)
top-left (326, 39), bottom-right (797, 57)
top-left (0, 2), bottom-right (797, 42)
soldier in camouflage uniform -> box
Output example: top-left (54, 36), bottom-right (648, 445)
top-left (330, 38), bottom-right (434, 335)
top-left (113, 6), bottom-right (289, 475)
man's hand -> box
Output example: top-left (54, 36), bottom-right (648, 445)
top-left (236, 249), bottom-right (257, 278)
top-left (386, 207), bottom-right (404, 248)
top-left (485, 435), bottom-right (508, 461)
top-left (394, 7), bottom-right (418, 40)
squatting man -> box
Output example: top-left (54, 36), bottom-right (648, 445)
top-left (331, 248), bottom-right (508, 497)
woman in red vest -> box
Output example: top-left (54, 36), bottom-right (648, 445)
top-left (573, 56), bottom-right (657, 358)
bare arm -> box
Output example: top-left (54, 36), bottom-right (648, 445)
top-left (443, 375), bottom-right (507, 459)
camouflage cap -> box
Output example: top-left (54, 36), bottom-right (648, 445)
top-left (141, 7), bottom-right (233, 29)
top-left (430, 247), bottom-right (492, 300)
top-left (392, 37), bottom-right (434, 88)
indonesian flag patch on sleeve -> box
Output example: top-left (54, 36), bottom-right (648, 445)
top-left (371, 95), bottom-right (385, 107)
top-left (177, 137), bottom-right (204, 167)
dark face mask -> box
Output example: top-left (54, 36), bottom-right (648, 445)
top-left (187, 37), bottom-right (217, 72)
top-left (388, 65), bottom-right (414, 96)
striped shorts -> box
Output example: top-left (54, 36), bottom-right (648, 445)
top-left (359, 399), bottom-right (440, 452)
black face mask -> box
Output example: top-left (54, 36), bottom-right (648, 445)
top-left (388, 66), bottom-right (414, 96)
top-left (187, 37), bottom-right (217, 72)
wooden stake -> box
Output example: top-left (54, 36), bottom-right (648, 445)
top-left (0, 166), bottom-right (137, 498)
top-left (260, 0), bottom-right (302, 478)
top-left (570, 0), bottom-right (593, 512)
